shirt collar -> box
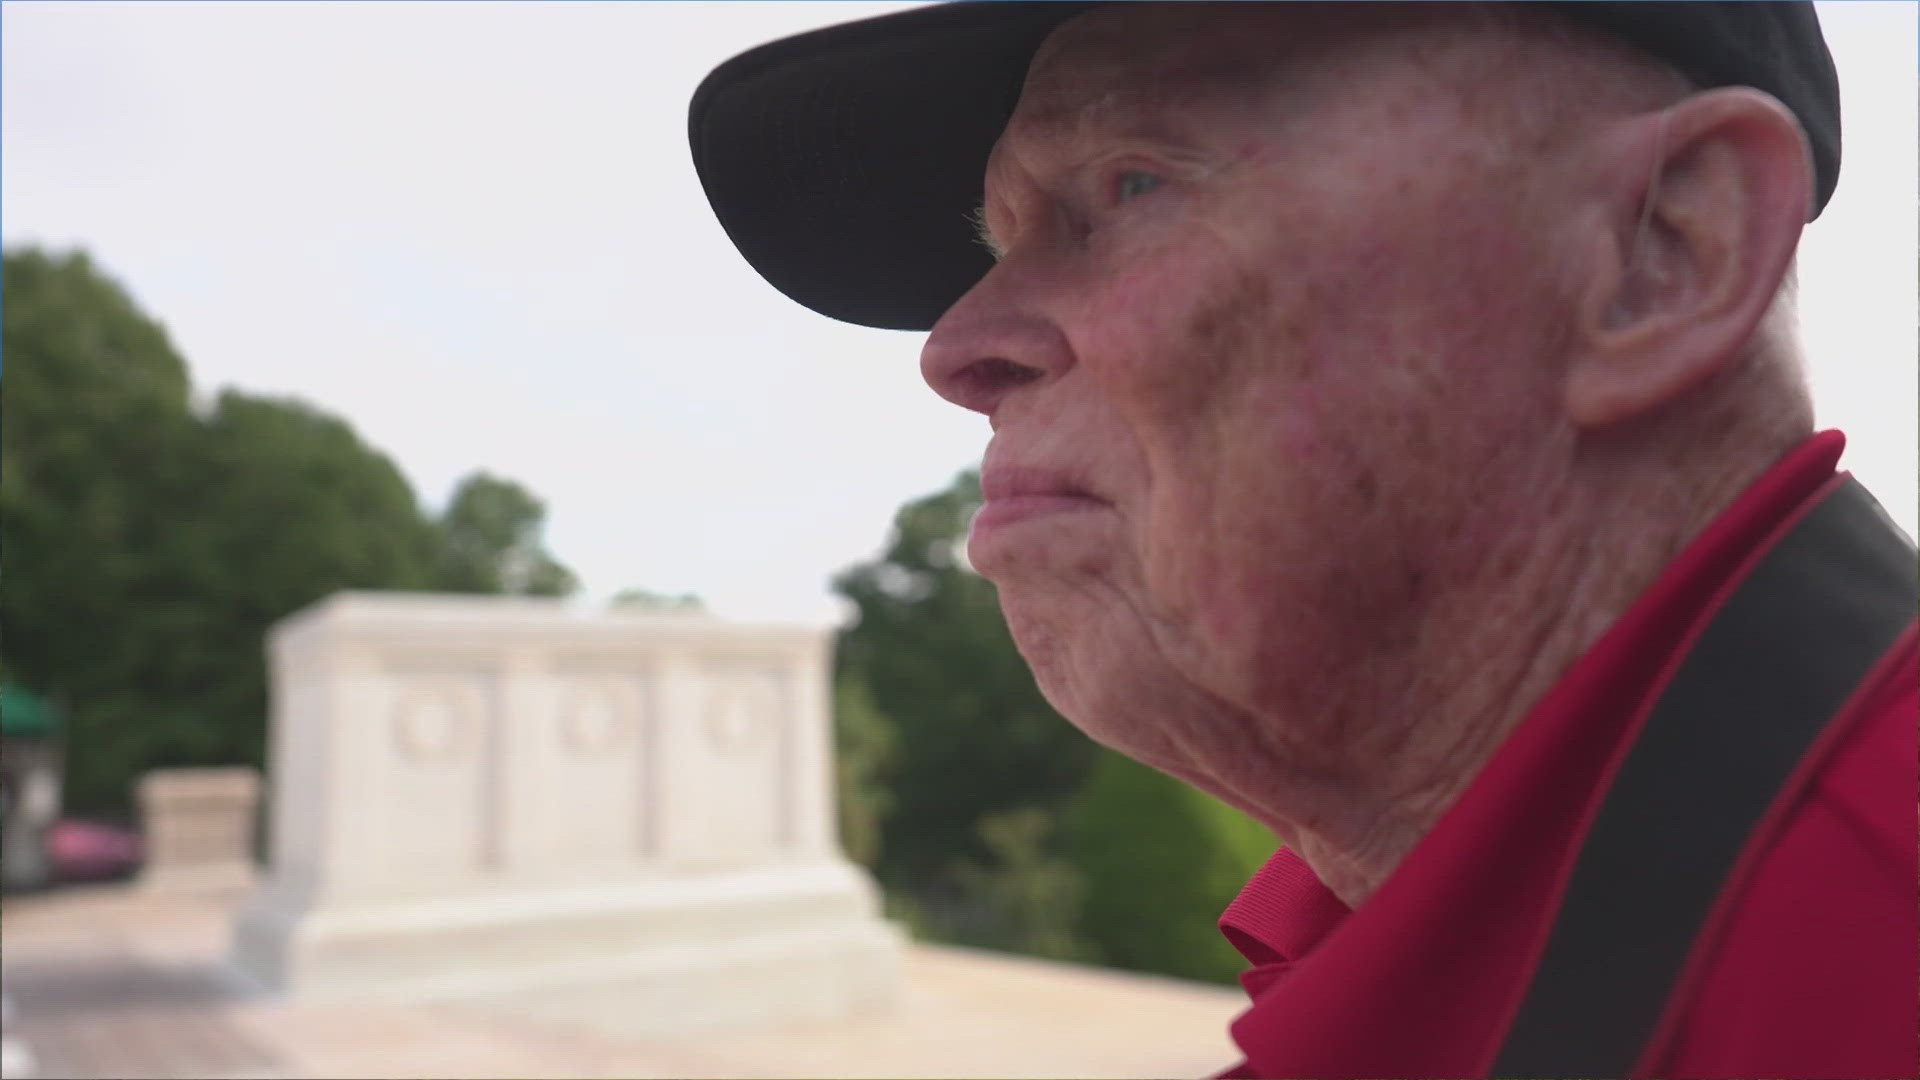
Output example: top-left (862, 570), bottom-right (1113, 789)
top-left (1219, 847), bottom-right (1347, 968)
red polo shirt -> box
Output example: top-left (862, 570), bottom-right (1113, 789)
top-left (1217, 431), bottom-right (1918, 1080)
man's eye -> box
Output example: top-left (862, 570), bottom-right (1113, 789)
top-left (1114, 170), bottom-right (1164, 203)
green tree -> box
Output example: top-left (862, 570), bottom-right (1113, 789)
top-left (831, 671), bottom-right (894, 869)
top-left (2, 249), bottom-right (195, 705)
top-left (3, 249), bottom-right (215, 813)
top-left (947, 807), bottom-right (1092, 962)
top-left (1061, 749), bottom-right (1280, 984)
top-left (1, 247), bottom-right (576, 815)
top-left (436, 471), bottom-right (577, 596)
top-left (166, 390), bottom-right (445, 783)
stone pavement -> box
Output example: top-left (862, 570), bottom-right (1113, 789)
top-left (1, 882), bottom-right (1248, 1078)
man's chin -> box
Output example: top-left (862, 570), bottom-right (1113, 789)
top-left (998, 594), bottom-right (1176, 747)
top-left (966, 502), bottom-right (1115, 579)
top-left (996, 595), bottom-right (1096, 703)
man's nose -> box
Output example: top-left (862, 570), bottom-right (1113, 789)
top-left (919, 270), bottom-right (1075, 419)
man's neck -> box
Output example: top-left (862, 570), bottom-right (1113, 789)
top-left (1225, 435), bottom-right (1798, 909)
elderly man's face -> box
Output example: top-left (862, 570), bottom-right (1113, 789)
top-left (921, 3), bottom-right (1581, 774)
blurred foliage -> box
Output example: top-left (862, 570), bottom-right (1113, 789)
top-left (438, 471), bottom-right (577, 597)
top-left (0, 247), bottom-right (578, 815)
top-left (1062, 751), bottom-right (1278, 983)
top-left (831, 672), bottom-right (894, 869)
top-left (949, 808), bottom-right (1092, 963)
top-left (832, 468), bottom-right (1279, 984)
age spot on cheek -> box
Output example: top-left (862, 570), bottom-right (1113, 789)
top-left (1177, 260), bottom-right (1292, 396)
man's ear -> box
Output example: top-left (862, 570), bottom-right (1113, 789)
top-left (1565, 88), bottom-right (1811, 429)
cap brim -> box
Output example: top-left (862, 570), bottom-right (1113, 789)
top-left (690, 1), bottom-right (1091, 331)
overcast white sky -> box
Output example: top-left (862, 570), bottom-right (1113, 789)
top-left (5, 1), bottom-right (1914, 625)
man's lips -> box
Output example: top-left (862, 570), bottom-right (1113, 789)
top-left (973, 466), bottom-right (1107, 538)
top-left (981, 465), bottom-right (1101, 501)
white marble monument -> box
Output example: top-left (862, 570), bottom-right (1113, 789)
top-left (232, 592), bottom-right (901, 1033)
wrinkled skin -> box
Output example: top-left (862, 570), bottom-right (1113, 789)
top-left (920, 3), bottom-right (1667, 900)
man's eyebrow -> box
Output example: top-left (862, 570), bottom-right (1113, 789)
top-left (969, 202), bottom-right (1006, 261)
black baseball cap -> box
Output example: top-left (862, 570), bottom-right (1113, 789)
top-left (689, 2), bottom-right (1840, 332)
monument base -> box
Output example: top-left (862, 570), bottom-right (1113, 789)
top-left (140, 861), bottom-right (257, 895)
top-left (230, 859), bottom-right (904, 1034)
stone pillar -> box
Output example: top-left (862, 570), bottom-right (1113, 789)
top-left (0, 741), bottom-right (60, 892)
top-left (137, 767), bottom-right (260, 892)
top-left (231, 592), bottom-right (901, 1034)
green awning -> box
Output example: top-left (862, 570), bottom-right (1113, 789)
top-left (1, 683), bottom-right (57, 737)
